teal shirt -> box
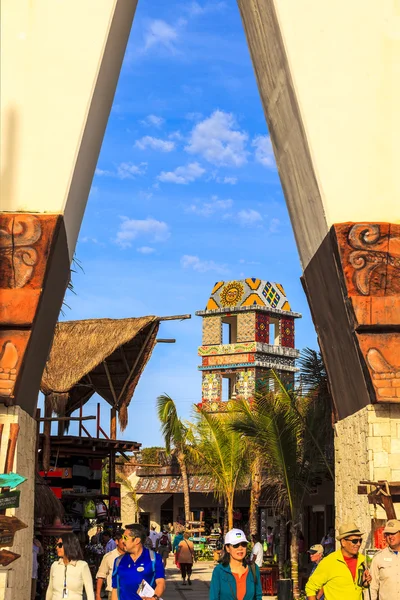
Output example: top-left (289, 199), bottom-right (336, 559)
top-left (172, 533), bottom-right (184, 552)
top-left (209, 563), bottom-right (262, 600)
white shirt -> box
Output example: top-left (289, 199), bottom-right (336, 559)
top-left (370, 546), bottom-right (400, 600)
top-left (96, 548), bottom-right (121, 591)
top-left (46, 559), bottom-right (95, 600)
top-left (149, 530), bottom-right (161, 548)
top-left (251, 542), bottom-right (264, 567)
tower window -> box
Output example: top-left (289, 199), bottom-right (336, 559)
top-left (222, 316), bottom-right (237, 344)
top-left (222, 374), bottom-right (236, 400)
top-left (269, 318), bottom-right (280, 346)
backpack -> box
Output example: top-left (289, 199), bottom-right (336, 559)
top-left (112, 550), bottom-right (157, 598)
top-left (159, 533), bottom-right (169, 546)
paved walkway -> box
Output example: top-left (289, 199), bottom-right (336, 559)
top-left (162, 558), bottom-right (277, 600)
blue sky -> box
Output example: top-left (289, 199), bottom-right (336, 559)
top-left (58, 1), bottom-right (317, 447)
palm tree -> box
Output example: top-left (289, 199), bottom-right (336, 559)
top-left (188, 407), bottom-right (249, 530)
top-left (248, 450), bottom-right (264, 536)
top-left (157, 394), bottom-right (191, 525)
top-left (230, 371), bottom-right (333, 599)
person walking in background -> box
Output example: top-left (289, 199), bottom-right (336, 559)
top-left (307, 544), bottom-right (324, 600)
top-left (305, 522), bottom-right (371, 600)
top-left (149, 525), bottom-right (161, 550)
top-left (209, 528), bottom-right (262, 600)
top-left (176, 531), bottom-right (195, 586)
top-left (172, 529), bottom-right (184, 553)
top-left (32, 536), bottom-right (44, 600)
top-left (321, 526), bottom-right (335, 556)
top-left (369, 519), bottom-right (400, 600)
top-left (46, 533), bottom-right (95, 600)
top-left (103, 531), bottom-right (117, 554)
top-left (156, 527), bottom-right (172, 568)
top-left (266, 527), bottom-right (274, 557)
top-left (250, 534), bottom-right (263, 568)
top-left (96, 531), bottom-right (124, 600)
top-left (111, 523), bottom-right (165, 600)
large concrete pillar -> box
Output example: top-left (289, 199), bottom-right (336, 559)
top-left (237, 0), bottom-right (400, 536)
top-left (0, 2), bottom-right (138, 597)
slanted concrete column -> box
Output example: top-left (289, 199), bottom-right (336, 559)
top-left (0, 407), bottom-right (36, 600)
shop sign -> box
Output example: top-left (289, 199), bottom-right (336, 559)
top-left (0, 491), bottom-right (20, 511)
top-left (0, 516), bottom-right (27, 535)
top-left (0, 531), bottom-right (14, 547)
top-left (0, 473), bottom-right (26, 489)
top-left (0, 550), bottom-right (20, 566)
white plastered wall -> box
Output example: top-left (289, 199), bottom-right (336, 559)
top-left (274, 0), bottom-right (400, 230)
top-left (0, 0), bottom-right (137, 258)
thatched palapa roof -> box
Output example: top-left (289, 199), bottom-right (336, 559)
top-left (40, 316), bottom-right (160, 430)
top-left (35, 472), bottom-right (64, 522)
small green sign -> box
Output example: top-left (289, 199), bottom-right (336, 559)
top-left (0, 491), bottom-right (20, 510)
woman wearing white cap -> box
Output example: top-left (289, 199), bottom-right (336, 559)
top-left (209, 528), bottom-right (262, 600)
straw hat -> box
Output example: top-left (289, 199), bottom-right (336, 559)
top-left (336, 522), bottom-right (364, 541)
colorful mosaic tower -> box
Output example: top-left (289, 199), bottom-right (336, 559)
top-left (196, 278), bottom-right (301, 410)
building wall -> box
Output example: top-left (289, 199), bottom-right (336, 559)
top-left (202, 317), bottom-right (222, 345)
top-left (335, 403), bottom-right (400, 550)
top-left (237, 313), bottom-right (256, 342)
top-left (0, 406), bottom-right (36, 600)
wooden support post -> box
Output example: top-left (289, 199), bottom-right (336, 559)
top-left (109, 450), bottom-right (115, 490)
top-left (35, 409), bottom-right (40, 473)
top-left (43, 397), bottom-right (52, 472)
top-left (110, 407), bottom-right (117, 440)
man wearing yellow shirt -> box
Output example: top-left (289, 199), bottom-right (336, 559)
top-left (306, 522), bottom-right (371, 600)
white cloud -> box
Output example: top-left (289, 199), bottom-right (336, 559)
top-left (185, 110), bottom-right (248, 167)
top-left (169, 130), bottom-right (184, 141)
top-left (140, 115), bottom-right (165, 128)
top-left (252, 135), bottom-right (275, 168)
top-left (96, 163), bottom-right (147, 180)
top-left (268, 218), bottom-right (280, 233)
top-left (135, 136), bottom-right (175, 152)
top-left (237, 209), bottom-right (263, 226)
top-left (158, 162), bottom-right (205, 184)
top-left (143, 20), bottom-right (179, 53)
top-left (137, 246), bottom-right (156, 254)
top-left (185, 1), bottom-right (227, 16)
top-left (218, 176), bottom-right (237, 185)
top-left (185, 111), bottom-right (203, 121)
top-left (117, 162), bottom-right (147, 179)
top-left (181, 255), bottom-right (227, 273)
top-left (186, 195), bottom-right (233, 217)
top-left (116, 217), bottom-right (170, 248)
top-left (95, 168), bottom-right (112, 177)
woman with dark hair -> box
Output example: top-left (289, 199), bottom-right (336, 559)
top-left (46, 532), bottom-right (95, 600)
top-left (209, 528), bottom-right (262, 600)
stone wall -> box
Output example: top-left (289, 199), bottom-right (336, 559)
top-left (0, 406), bottom-right (36, 600)
top-left (335, 404), bottom-right (400, 549)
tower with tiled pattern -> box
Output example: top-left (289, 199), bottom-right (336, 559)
top-left (196, 278), bottom-right (301, 410)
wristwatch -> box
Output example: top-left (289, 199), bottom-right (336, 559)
top-left (153, 596), bottom-right (159, 600)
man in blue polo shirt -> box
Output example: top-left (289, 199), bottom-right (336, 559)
top-left (111, 523), bottom-right (165, 600)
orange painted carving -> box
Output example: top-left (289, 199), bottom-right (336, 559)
top-left (334, 223), bottom-right (400, 298)
top-left (334, 223), bottom-right (400, 405)
top-left (0, 213), bottom-right (59, 405)
top-left (0, 332), bottom-right (30, 400)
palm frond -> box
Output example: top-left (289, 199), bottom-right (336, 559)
top-left (156, 394), bottom-right (186, 453)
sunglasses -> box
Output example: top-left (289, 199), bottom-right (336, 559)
top-left (231, 542), bottom-right (248, 549)
top-left (57, 542), bottom-right (63, 548)
top-left (344, 538), bottom-right (362, 545)
top-left (122, 534), bottom-right (139, 541)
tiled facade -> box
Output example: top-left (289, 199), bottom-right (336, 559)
top-left (237, 312), bottom-right (256, 342)
top-left (202, 316), bottom-right (222, 345)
